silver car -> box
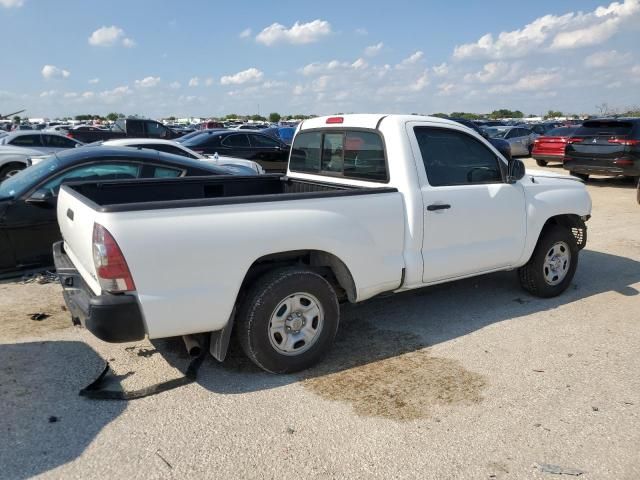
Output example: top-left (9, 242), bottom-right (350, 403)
top-left (486, 126), bottom-right (537, 157)
top-left (0, 131), bottom-right (82, 154)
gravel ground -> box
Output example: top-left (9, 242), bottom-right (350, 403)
top-left (1, 159), bottom-right (639, 479)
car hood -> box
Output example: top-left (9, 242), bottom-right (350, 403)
top-left (525, 168), bottom-right (582, 182)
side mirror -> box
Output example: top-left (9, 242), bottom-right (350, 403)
top-left (25, 188), bottom-right (55, 207)
top-left (507, 159), bottom-right (525, 183)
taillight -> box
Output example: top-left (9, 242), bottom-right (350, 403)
top-left (608, 138), bottom-right (640, 146)
top-left (92, 223), bottom-right (135, 293)
top-left (66, 133), bottom-right (74, 139)
top-left (326, 116), bottom-right (344, 124)
top-left (567, 137), bottom-right (583, 144)
top-left (534, 139), bottom-right (540, 144)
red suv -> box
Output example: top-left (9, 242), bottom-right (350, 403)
top-left (531, 126), bottom-right (579, 166)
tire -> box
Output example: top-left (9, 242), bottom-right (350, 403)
top-left (570, 172), bottom-right (589, 182)
top-left (236, 267), bottom-right (339, 373)
top-left (535, 159), bottom-right (548, 167)
top-left (518, 225), bottom-right (579, 298)
top-left (0, 162), bottom-right (26, 181)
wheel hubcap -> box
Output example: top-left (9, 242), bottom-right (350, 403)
top-left (543, 241), bottom-right (571, 286)
top-left (268, 292), bottom-right (324, 356)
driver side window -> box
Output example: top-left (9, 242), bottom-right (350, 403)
top-left (414, 127), bottom-right (503, 186)
top-left (40, 163), bottom-right (140, 195)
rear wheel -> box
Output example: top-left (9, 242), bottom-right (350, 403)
top-left (570, 172), bottom-right (589, 182)
top-left (236, 267), bottom-right (339, 373)
top-left (535, 159), bottom-right (548, 167)
top-left (0, 162), bottom-right (26, 181)
top-left (518, 225), bottom-right (578, 298)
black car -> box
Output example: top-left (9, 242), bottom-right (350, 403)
top-left (448, 118), bottom-right (512, 160)
top-left (0, 146), bottom-right (239, 274)
top-left (180, 130), bottom-right (290, 172)
top-left (563, 118), bottom-right (640, 181)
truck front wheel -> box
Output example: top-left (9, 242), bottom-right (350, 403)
top-left (518, 225), bottom-right (579, 298)
top-left (237, 267), bottom-right (339, 373)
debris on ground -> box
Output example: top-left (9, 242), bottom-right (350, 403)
top-left (29, 312), bottom-right (51, 321)
top-left (21, 271), bottom-right (59, 285)
top-left (535, 463), bottom-right (585, 476)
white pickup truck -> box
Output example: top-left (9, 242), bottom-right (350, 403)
top-left (54, 115), bottom-right (592, 373)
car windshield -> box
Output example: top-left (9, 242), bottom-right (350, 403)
top-left (547, 127), bottom-right (578, 137)
top-left (0, 155), bottom-right (63, 199)
top-left (487, 128), bottom-right (508, 139)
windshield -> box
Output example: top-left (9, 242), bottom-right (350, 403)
top-left (0, 155), bottom-right (63, 199)
top-left (486, 128), bottom-right (508, 139)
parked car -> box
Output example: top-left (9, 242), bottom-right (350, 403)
top-left (45, 125), bottom-right (73, 134)
top-left (448, 118), bottom-right (512, 160)
top-left (532, 127), bottom-right (580, 166)
top-left (563, 118), bottom-right (640, 182)
top-left (486, 126), bottom-right (536, 157)
top-left (66, 118), bottom-right (182, 143)
top-left (0, 131), bottom-right (82, 154)
top-left (262, 126), bottom-right (297, 146)
top-left (99, 138), bottom-right (265, 174)
top-left (180, 130), bottom-right (290, 172)
top-left (0, 146), bottom-right (245, 274)
top-left (0, 146), bottom-right (47, 180)
top-left (54, 114), bottom-right (591, 374)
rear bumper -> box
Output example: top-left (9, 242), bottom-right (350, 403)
top-left (532, 153), bottom-right (564, 163)
top-left (53, 241), bottom-right (146, 343)
top-left (564, 158), bottom-right (640, 177)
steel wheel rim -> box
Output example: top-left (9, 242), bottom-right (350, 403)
top-left (268, 292), bottom-right (324, 356)
top-left (543, 241), bottom-right (571, 286)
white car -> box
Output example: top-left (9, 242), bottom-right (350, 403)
top-left (0, 131), bottom-right (82, 154)
top-left (0, 145), bottom-right (49, 179)
top-left (99, 138), bottom-right (265, 174)
top-left (55, 114), bottom-right (591, 373)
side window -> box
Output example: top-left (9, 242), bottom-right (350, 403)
top-left (222, 134), bottom-right (250, 148)
top-left (414, 127), bottom-right (503, 186)
top-left (11, 135), bottom-right (41, 147)
top-left (152, 166), bottom-right (183, 178)
top-left (46, 135), bottom-right (77, 148)
top-left (249, 134), bottom-right (280, 148)
top-left (127, 121), bottom-right (144, 136)
top-left (146, 121), bottom-right (169, 139)
top-left (40, 163), bottom-right (141, 195)
top-left (289, 130), bottom-right (387, 181)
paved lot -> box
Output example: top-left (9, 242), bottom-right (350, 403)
top-left (1, 159), bottom-right (639, 479)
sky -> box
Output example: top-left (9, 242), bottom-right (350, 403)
top-left (1, 0), bottom-right (639, 119)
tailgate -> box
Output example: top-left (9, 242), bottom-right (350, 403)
top-left (57, 185), bottom-right (102, 295)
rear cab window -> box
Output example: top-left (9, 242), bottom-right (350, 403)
top-left (575, 121), bottom-right (634, 137)
top-left (289, 129), bottom-right (388, 182)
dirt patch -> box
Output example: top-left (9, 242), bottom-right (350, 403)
top-left (302, 319), bottom-right (486, 420)
top-left (0, 281), bottom-right (72, 342)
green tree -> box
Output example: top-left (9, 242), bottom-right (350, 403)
top-left (431, 112), bottom-right (449, 118)
top-left (106, 112), bottom-right (122, 122)
top-left (268, 112), bottom-right (281, 123)
top-left (250, 114), bottom-right (266, 122)
top-left (12, 115), bottom-right (21, 124)
top-left (544, 110), bottom-right (563, 119)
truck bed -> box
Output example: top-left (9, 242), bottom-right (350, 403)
top-left (63, 175), bottom-right (398, 212)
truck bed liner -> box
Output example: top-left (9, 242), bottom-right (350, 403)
top-left (63, 175), bottom-right (398, 213)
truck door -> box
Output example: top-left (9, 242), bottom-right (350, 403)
top-left (407, 123), bottom-right (527, 283)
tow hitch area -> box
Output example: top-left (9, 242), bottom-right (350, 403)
top-left (79, 335), bottom-right (209, 400)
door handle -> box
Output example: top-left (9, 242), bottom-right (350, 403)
top-left (427, 204), bottom-right (451, 211)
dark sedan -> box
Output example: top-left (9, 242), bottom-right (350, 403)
top-left (0, 146), bottom-right (241, 275)
top-left (448, 118), bottom-right (512, 160)
top-left (180, 130), bottom-right (290, 172)
top-left (563, 118), bottom-right (640, 181)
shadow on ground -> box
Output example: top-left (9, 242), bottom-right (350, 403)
top-left (0, 341), bottom-right (125, 479)
top-left (152, 249), bottom-right (640, 404)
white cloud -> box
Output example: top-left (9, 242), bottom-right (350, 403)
top-left (489, 71), bottom-right (559, 93)
top-left (396, 51), bottom-right (424, 68)
top-left (364, 42), bottom-right (383, 57)
top-left (0, 0), bottom-right (24, 7)
top-left (239, 28), bottom-right (252, 39)
top-left (220, 67), bottom-right (264, 85)
top-left (188, 77), bottom-right (200, 87)
top-left (88, 78), bottom-right (100, 84)
top-left (584, 49), bottom-right (632, 68)
top-left (464, 61), bottom-right (512, 83)
top-left (134, 76), bottom-right (161, 88)
top-left (410, 70), bottom-right (430, 92)
top-left (99, 85), bottom-right (132, 103)
top-left (41, 65), bottom-right (70, 79)
top-left (40, 90), bottom-right (57, 98)
top-left (454, 0), bottom-right (640, 60)
top-left (355, 28), bottom-right (368, 36)
top-left (256, 19), bottom-right (332, 46)
top-left (169, 81), bottom-right (181, 89)
top-left (352, 58), bottom-right (368, 70)
top-left (432, 63), bottom-right (449, 76)
top-left (204, 77), bottom-right (214, 86)
top-left (88, 26), bottom-right (135, 47)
